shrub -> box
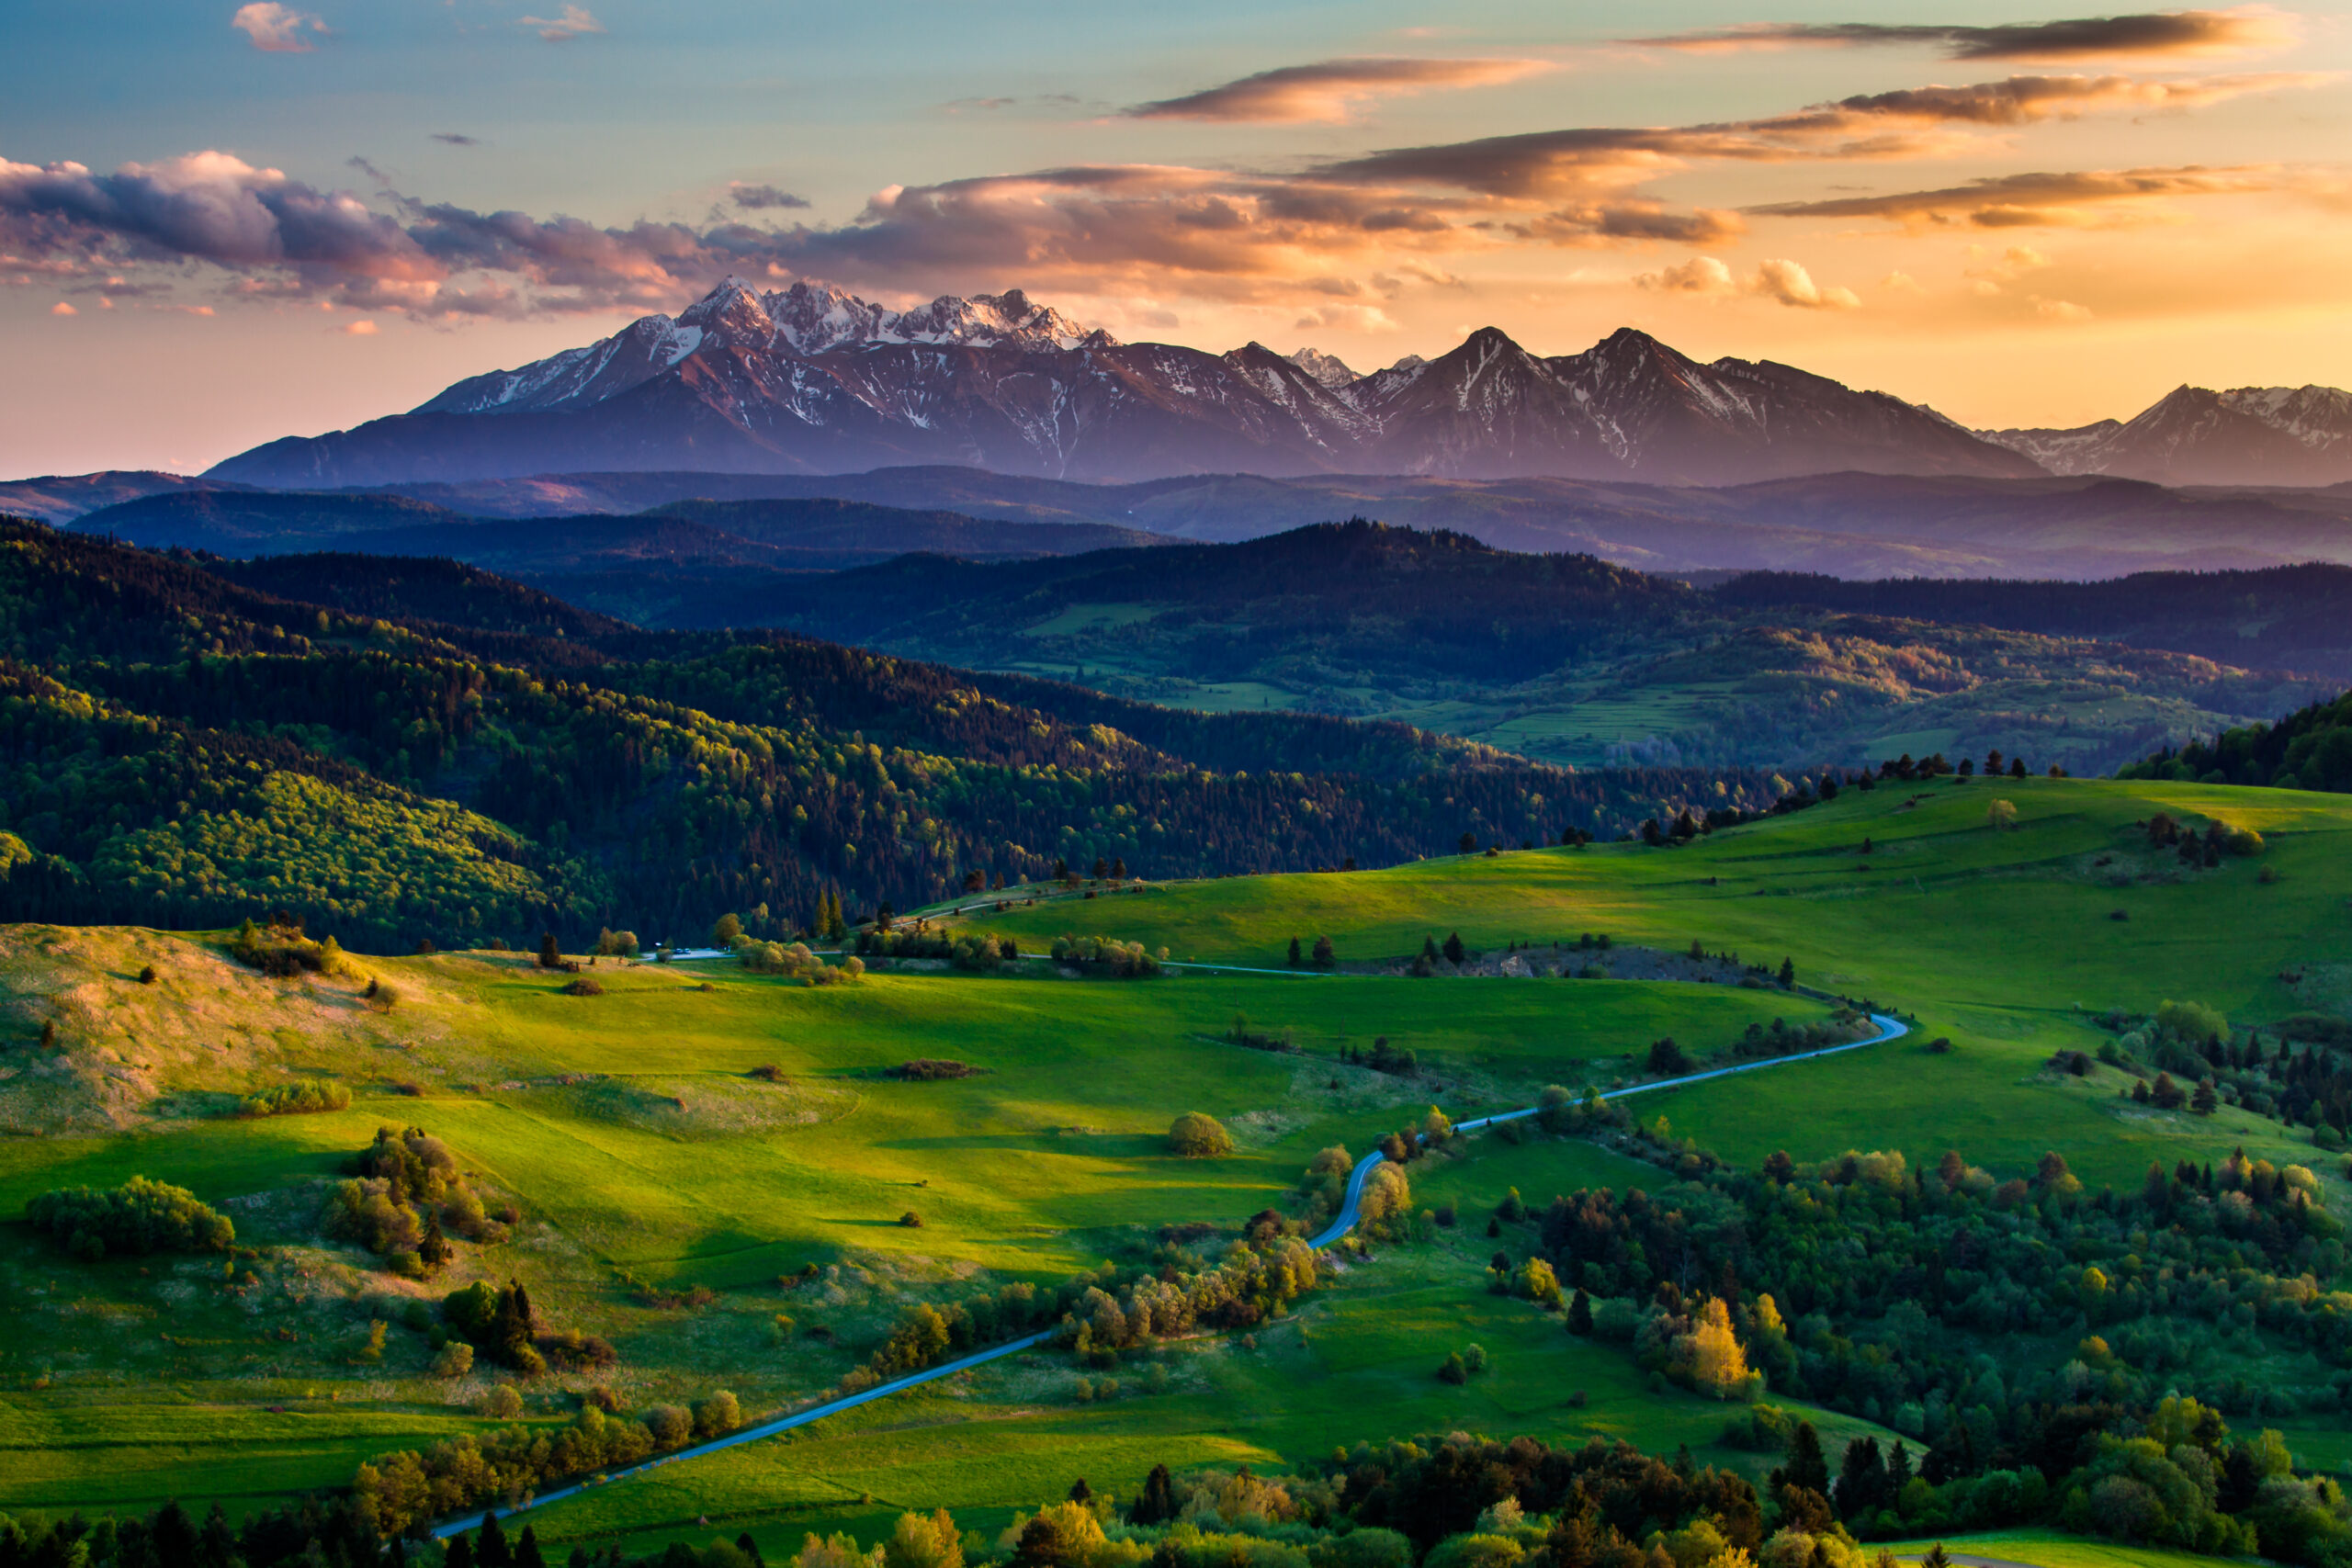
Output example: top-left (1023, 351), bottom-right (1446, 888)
top-left (137, 964), bottom-right (158, 985)
top-left (480, 1383), bottom-right (524, 1419)
top-left (237, 1079), bottom-right (352, 1118)
top-left (643, 1403), bottom-right (693, 1448)
top-left (693, 1390), bottom-right (742, 1438)
top-left (561, 976), bottom-right (604, 997)
top-left (1987, 799), bottom-right (2018, 830)
top-left (750, 1063), bottom-right (785, 1081)
top-left (1169, 1112), bottom-right (1236, 1157)
top-left (899, 1210), bottom-right (924, 1227)
top-left (432, 1341), bottom-right (475, 1379)
top-left (888, 1059), bottom-right (978, 1080)
top-left (28, 1177), bottom-right (234, 1258)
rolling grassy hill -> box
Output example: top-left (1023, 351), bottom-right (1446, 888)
top-left (2, 771), bottom-right (2344, 1548)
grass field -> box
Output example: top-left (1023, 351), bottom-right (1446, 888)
top-left (0, 925), bottom-right (1848, 1523)
top-left (951, 777), bottom-right (2352, 1190)
top-left (3, 773), bottom-right (2346, 1550)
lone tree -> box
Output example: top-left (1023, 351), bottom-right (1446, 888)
top-left (1459, 832), bottom-right (1478, 854)
top-left (1168, 1112), bottom-right (1235, 1158)
top-left (1310, 935), bottom-right (1335, 968)
top-left (711, 912), bottom-right (743, 946)
top-left (537, 931), bottom-right (560, 970)
top-left (1442, 931), bottom-right (1466, 965)
top-left (1778, 956), bottom-right (1796, 988)
top-left (1987, 798), bottom-right (2018, 830)
top-left (1287, 937), bottom-right (1304, 968)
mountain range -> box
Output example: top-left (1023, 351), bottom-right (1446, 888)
top-left (200, 278), bottom-right (2352, 491)
top-left (204, 278), bottom-right (2041, 488)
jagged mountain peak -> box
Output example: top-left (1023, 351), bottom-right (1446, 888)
top-left (1978, 378), bottom-right (2352, 484)
top-left (1285, 346), bottom-right (1359, 389)
top-left (232, 288), bottom-right (2062, 488)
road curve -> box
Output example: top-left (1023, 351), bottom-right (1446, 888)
top-left (1308, 1012), bottom-right (1907, 1248)
top-left (434, 1011), bottom-right (1906, 1539)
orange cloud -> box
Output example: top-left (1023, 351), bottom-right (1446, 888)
top-left (1747, 164), bottom-right (2291, 227)
top-left (1125, 58), bottom-right (1555, 124)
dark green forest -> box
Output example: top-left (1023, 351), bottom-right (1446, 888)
top-left (0, 519), bottom-right (1782, 951)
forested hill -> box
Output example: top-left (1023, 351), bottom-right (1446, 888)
top-left (1713, 565), bottom-right (2352, 679)
top-left (0, 518), bottom-right (1781, 950)
top-left (205, 552), bottom-right (631, 640)
top-left (633, 518), bottom-right (1699, 674)
top-left (2121, 686), bottom-right (2352, 792)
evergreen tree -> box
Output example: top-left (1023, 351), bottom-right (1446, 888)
top-left (1132, 1463), bottom-right (1178, 1525)
top-left (478, 1515), bottom-right (513, 1568)
top-left (516, 1528), bottom-right (548, 1568)
top-left (1567, 1287), bottom-right (1594, 1336)
top-left (1782, 1420), bottom-right (1830, 1495)
top-left (537, 931), bottom-right (560, 969)
top-left (1287, 937), bottom-right (1303, 967)
top-left (1443, 931), bottom-right (1465, 964)
top-left (1778, 956), bottom-right (1795, 988)
top-left (1310, 935), bottom-right (1335, 968)
top-left (448, 1538), bottom-right (477, 1568)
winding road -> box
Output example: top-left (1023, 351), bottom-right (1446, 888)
top-left (432, 1010), bottom-right (1909, 1539)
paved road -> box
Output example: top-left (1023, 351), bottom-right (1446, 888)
top-left (433, 1010), bottom-right (1907, 1538)
top-left (1310, 1012), bottom-right (1908, 1247)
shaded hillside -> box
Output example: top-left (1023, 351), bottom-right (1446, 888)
top-left (572, 518), bottom-right (2315, 776)
top-left (207, 553), bottom-right (633, 640)
top-left (0, 517), bottom-right (1779, 949)
top-left (1713, 564), bottom-right (2352, 680)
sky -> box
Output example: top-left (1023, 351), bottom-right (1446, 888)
top-left (3, 0), bottom-right (2349, 477)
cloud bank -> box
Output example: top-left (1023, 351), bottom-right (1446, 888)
top-left (0, 66), bottom-right (2321, 318)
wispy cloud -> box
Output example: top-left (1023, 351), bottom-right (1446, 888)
top-left (1625, 7), bottom-right (2297, 62)
top-left (728, 182), bottom-right (809, 211)
top-left (231, 3), bottom-right (327, 53)
top-left (1747, 164), bottom-right (2290, 226)
top-left (431, 133), bottom-right (481, 148)
top-left (518, 6), bottom-right (602, 42)
top-left (1125, 58), bottom-right (1555, 123)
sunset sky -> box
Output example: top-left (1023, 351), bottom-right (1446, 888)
top-left (4, 1), bottom-right (2348, 477)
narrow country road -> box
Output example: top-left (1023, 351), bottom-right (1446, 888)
top-left (433, 1011), bottom-right (1909, 1539)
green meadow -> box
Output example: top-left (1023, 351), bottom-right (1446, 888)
top-left (2, 773), bottom-right (2346, 1547)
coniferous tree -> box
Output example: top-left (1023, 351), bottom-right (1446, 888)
top-left (1443, 931), bottom-right (1465, 965)
top-left (1132, 1463), bottom-right (1178, 1525)
top-left (478, 1514), bottom-right (513, 1568)
top-left (1568, 1287), bottom-right (1594, 1336)
top-left (537, 931), bottom-right (560, 970)
top-left (516, 1528), bottom-right (548, 1568)
top-left (1287, 937), bottom-right (1303, 967)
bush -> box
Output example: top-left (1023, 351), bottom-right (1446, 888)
top-left (750, 1063), bottom-right (784, 1081)
top-left (1986, 799), bottom-right (2018, 830)
top-left (237, 1078), bottom-right (353, 1118)
top-left (480, 1383), bottom-right (524, 1419)
top-left (643, 1403), bottom-right (693, 1448)
top-left (137, 964), bottom-right (158, 985)
top-left (693, 1390), bottom-right (743, 1437)
top-left (888, 1059), bottom-right (978, 1080)
top-left (432, 1341), bottom-right (475, 1379)
top-left (561, 976), bottom-right (605, 997)
top-left (1169, 1112), bottom-right (1236, 1157)
top-left (899, 1210), bottom-right (924, 1227)
top-left (28, 1177), bottom-right (235, 1258)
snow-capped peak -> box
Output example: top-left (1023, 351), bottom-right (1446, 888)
top-left (1285, 347), bottom-right (1359, 389)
